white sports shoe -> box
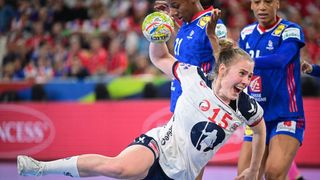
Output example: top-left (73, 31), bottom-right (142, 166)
top-left (17, 155), bottom-right (46, 176)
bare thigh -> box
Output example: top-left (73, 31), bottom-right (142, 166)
top-left (115, 145), bottom-right (155, 179)
top-left (78, 145), bottom-right (155, 179)
top-left (265, 134), bottom-right (300, 179)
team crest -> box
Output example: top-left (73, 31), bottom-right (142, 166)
top-left (272, 24), bottom-right (286, 36)
top-left (197, 15), bottom-right (211, 29)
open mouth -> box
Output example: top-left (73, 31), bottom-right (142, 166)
top-left (234, 86), bottom-right (243, 94)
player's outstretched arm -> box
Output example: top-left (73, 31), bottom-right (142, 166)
top-left (235, 119), bottom-right (266, 180)
top-left (149, 42), bottom-right (176, 77)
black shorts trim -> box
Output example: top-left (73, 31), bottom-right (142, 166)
top-left (143, 158), bottom-right (173, 180)
top-left (128, 134), bottom-right (160, 160)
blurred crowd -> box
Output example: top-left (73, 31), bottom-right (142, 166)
top-left (0, 0), bottom-right (319, 84)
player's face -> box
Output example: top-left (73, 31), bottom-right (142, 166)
top-left (167, 0), bottom-right (197, 22)
top-left (219, 58), bottom-right (254, 101)
top-left (251, 0), bottom-right (279, 27)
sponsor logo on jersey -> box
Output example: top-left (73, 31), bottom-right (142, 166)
top-left (191, 122), bottom-right (226, 152)
top-left (197, 15), bottom-right (211, 29)
top-left (230, 122), bottom-right (241, 131)
top-left (276, 121), bottom-right (296, 133)
top-left (266, 40), bottom-right (274, 50)
top-left (249, 75), bottom-right (262, 93)
top-left (282, 27), bottom-right (301, 40)
top-left (199, 100), bottom-right (210, 111)
top-left (272, 24), bottom-right (286, 36)
top-left (161, 125), bottom-right (173, 145)
top-left (241, 24), bottom-right (256, 40)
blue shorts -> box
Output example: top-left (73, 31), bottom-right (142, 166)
top-left (129, 134), bottom-right (173, 180)
top-left (243, 119), bottom-right (305, 145)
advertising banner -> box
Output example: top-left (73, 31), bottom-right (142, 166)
top-left (1, 99), bottom-right (319, 166)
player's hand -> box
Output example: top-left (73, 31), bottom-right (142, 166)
top-left (234, 168), bottom-right (258, 180)
top-left (154, 0), bottom-right (170, 14)
top-left (154, 0), bottom-right (180, 30)
top-left (301, 60), bottom-right (313, 73)
top-left (206, 8), bottom-right (221, 38)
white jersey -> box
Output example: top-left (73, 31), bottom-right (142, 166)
top-left (146, 62), bottom-right (263, 179)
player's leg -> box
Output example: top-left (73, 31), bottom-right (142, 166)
top-left (78, 145), bottom-right (155, 178)
top-left (264, 134), bottom-right (300, 180)
top-left (264, 120), bottom-right (304, 180)
top-left (18, 145), bottom-right (154, 179)
top-left (288, 161), bottom-right (304, 180)
top-left (18, 134), bottom-right (159, 179)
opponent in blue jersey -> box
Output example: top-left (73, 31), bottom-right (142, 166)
top-left (302, 61), bottom-right (320, 77)
top-left (168, 0), bottom-right (227, 112)
top-left (237, 1), bottom-right (306, 180)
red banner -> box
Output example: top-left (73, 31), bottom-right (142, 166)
top-left (0, 99), bottom-right (319, 166)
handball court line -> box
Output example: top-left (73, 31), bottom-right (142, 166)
top-left (1, 162), bottom-right (320, 180)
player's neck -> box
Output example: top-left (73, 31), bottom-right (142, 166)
top-left (212, 79), bottom-right (231, 104)
top-left (258, 16), bottom-right (280, 32)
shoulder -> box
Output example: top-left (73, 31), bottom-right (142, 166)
top-left (173, 62), bottom-right (204, 81)
top-left (240, 23), bottom-right (258, 40)
top-left (280, 19), bottom-right (304, 41)
top-left (237, 92), bottom-right (263, 121)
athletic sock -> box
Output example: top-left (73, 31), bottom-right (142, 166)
top-left (42, 156), bottom-right (80, 177)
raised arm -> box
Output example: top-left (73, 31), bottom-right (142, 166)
top-left (206, 8), bottom-right (221, 61)
top-left (149, 42), bottom-right (176, 77)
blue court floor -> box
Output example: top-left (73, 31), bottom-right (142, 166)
top-left (1, 161), bottom-right (320, 180)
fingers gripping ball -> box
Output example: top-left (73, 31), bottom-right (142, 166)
top-left (142, 12), bottom-right (174, 43)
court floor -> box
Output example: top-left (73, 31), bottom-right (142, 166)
top-left (1, 161), bottom-right (320, 180)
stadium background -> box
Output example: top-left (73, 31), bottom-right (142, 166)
top-left (0, 0), bottom-right (319, 179)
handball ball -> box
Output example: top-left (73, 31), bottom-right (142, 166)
top-left (142, 12), bottom-right (174, 43)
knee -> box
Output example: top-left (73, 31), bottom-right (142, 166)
top-left (264, 166), bottom-right (286, 180)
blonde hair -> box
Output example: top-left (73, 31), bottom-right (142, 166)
top-left (208, 39), bottom-right (253, 80)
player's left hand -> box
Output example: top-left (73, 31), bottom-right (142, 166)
top-left (301, 60), bottom-right (313, 73)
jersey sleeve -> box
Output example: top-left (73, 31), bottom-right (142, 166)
top-left (281, 24), bottom-right (305, 47)
top-left (237, 92), bottom-right (264, 127)
top-left (254, 23), bottom-right (305, 69)
top-left (172, 62), bottom-right (200, 89)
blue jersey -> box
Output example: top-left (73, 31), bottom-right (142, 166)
top-left (239, 18), bottom-right (305, 122)
top-left (170, 7), bottom-right (227, 112)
